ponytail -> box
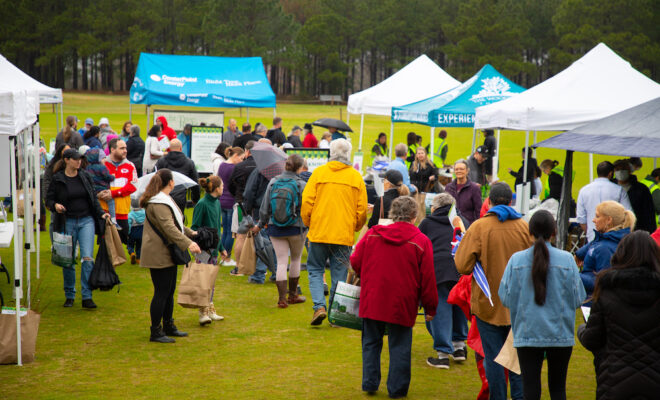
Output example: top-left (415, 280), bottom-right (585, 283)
top-left (622, 210), bottom-right (636, 231)
top-left (198, 175), bottom-right (222, 193)
top-left (139, 169), bottom-right (173, 208)
top-left (528, 210), bottom-right (555, 306)
top-left (63, 115), bottom-right (76, 143)
top-left (225, 146), bottom-right (244, 159)
top-left (396, 183), bottom-right (410, 197)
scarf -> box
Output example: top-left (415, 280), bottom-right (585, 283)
top-left (148, 191), bottom-right (184, 233)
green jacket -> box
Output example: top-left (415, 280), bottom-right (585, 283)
top-left (191, 193), bottom-right (224, 256)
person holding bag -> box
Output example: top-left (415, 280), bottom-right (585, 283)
top-left (367, 169), bottom-right (409, 229)
top-left (46, 149), bottom-right (111, 309)
top-left (252, 154), bottom-right (308, 308)
top-left (191, 176), bottom-right (227, 325)
top-left (140, 168), bottom-right (201, 343)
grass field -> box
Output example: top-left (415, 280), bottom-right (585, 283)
top-left (0, 93), bottom-right (607, 398)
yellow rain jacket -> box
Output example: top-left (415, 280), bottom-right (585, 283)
top-left (302, 161), bottom-right (368, 246)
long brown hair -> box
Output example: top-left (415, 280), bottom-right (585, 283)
top-left (198, 175), bottom-right (222, 193)
top-left (63, 115), bottom-right (76, 143)
top-left (139, 169), bottom-right (173, 208)
top-left (592, 230), bottom-right (660, 302)
top-left (528, 210), bottom-right (556, 306)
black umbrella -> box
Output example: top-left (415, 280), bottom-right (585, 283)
top-left (312, 118), bottom-right (353, 132)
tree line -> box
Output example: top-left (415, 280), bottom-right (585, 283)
top-left (1, 0), bottom-right (657, 98)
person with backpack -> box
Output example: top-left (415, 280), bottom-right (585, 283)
top-left (252, 154), bottom-right (308, 308)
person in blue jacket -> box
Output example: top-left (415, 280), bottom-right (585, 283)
top-left (499, 210), bottom-right (586, 400)
top-left (575, 200), bottom-right (635, 303)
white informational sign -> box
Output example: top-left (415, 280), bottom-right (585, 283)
top-left (352, 151), bottom-right (364, 173)
top-left (153, 110), bottom-right (224, 132)
top-left (284, 148), bottom-right (329, 172)
top-left (191, 126), bottom-right (224, 173)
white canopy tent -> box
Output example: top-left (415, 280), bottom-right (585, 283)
top-left (0, 54), bottom-right (64, 131)
top-left (0, 86), bottom-right (40, 366)
top-left (346, 55), bottom-right (460, 156)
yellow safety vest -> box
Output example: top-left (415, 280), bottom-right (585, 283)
top-left (407, 144), bottom-right (419, 168)
top-left (542, 166), bottom-right (576, 199)
top-left (433, 140), bottom-right (447, 167)
top-left (371, 143), bottom-right (387, 163)
top-left (640, 178), bottom-right (660, 223)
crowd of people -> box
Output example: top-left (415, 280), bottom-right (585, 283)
top-left (40, 115), bottom-right (660, 399)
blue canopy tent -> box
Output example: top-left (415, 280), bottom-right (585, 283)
top-left (129, 53), bottom-right (276, 123)
top-left (391, 64), bottom-right (525, 175)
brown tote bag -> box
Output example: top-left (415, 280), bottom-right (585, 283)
top-left (104, 219), bottom-right (126, 266)
top-left (236, 231), bottom-right (257, 275)
top-left (0, 310), bottom-right (41, 364)
top-left (177, 262), bottom-right (219, 308)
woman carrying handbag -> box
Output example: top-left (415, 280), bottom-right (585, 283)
top-left (140, 169), bottom-right (201, 343)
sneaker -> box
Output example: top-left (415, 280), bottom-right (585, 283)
top-left (82, 299), bottom-right (97, 309)
top-left (426, 357), bottom-right (450, 369)
top-left (208, 303), bottom-right (224, 321)
top-left (222, 258), bottom-right (237, 267)
top-left (310, 307), bottom-right (327, 326)
top-left (324, 283), bottom-right (329, 296)
top-left (230, 267), bottom-right (244, 277)
top-left (130, 253), bottom-right (137, 265)
top-left (63, 298), bottom-right (74, 307)
top-left (199, 308), bottom-right (212, 326)
top-left (452, 347), bottom-right (467, 362)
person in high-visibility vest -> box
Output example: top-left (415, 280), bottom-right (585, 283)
top-left (540, 159), bottom-right (576, 201)
top-left (432, 129), bottom-right (449, 167)
top-left (370, 132), bottom-right (388, 165)
top-left (405, 131), bottom-right (419, 168)
top-left (639, 168), bottom-right (660, 223)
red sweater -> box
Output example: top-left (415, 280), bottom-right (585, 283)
top-left (351, 221), bottom-right (438, 327)
top-left (302, 132), bottom-right (318, 148)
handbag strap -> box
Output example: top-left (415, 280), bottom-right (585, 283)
top-left (379, 196), bottom-right (384, 219)
top-left (145, 204), bottom-right (183, 247)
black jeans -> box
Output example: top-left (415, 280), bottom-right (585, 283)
top-left (117, 218), bottom-right (129, 244)
top-left (362, 318), bottom-right (413, 398)
top-left (149, 266), bottom-right (178, 328)
top-left (516, 346), bottom-right (573, 400)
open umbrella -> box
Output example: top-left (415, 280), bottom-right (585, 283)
top-left (133, 170), bottom-right (198, 199)
top-left (251, 142), bottom-right (287, 180)
top-left (312, 118), bottom-right (353, 132)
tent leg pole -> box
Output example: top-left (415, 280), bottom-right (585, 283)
top-left (493, 129), bottom-right (501, 182)
top-left (471, 128), bottom-right (476, 153)
top-left (533, 131), bottom-right (537, 157)
top-left (35, 122), bottom-right (41, 280)
top-left (146, 106), bottom-right (150, 130)
top-left (522, 131), bottom-right (530, 214)
top-left (655, 158), bottom-right (657, 169)
top-left (129, 104), bottom-right (132, 121)
top-left (273, 108), bottom-right (276, 118)
top-left (358, 114), bottom-right (364, 151)
top-left (346, 113), bottom-right (350, 125)
top-left (11, 135), bottom-right (23, 366)
top-left (24, 128), bottom-right (32, 310)
top-left (430, 127), bottom-right (435, 165)
top-left (246, 108), bottom-right (250, 123)
top-left (55, 104), bottom-right (60, 133)
top-left (60, 103), bottom-right (64, 132)
top-left (589, 153), bottom-right (594, 182)
top-left (389, 122), bottom-right (394, 159)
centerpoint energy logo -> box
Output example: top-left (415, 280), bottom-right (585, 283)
top-left (470, 77), bottom-right (515, 103)
top-left (150, 74), bottom-right (197, 87)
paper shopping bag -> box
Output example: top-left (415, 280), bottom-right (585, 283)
top-left (494, 329), bottom-right (520, 375)
top-left (0, 310), bottom-right (41, 364)
top-left (177, 262), bottom-right (219, 308)
top-left (104, 219), bottom-right (126, 266)
top-left (236, 231), bottom-right (256, 275)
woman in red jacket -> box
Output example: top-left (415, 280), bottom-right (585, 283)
top-left (351, 196), bottom-right (439, 399)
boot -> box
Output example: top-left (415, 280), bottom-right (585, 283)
top-left (163, 319), bottom-right (188, 337)
top-left (199, 307), bottom-right (212, 326)
top-left (208, 303), bottom-right (224, 321)
top-left (275, 281), bottom-right (288, 308)
top-left (287, 276), bottom-right (306, 304)
top-left (150, 325), bottom-right (175, 343)
top-left (311, 306), bottom-right (327, 326)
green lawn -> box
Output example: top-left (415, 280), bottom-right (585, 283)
top-left (0, 93), bottom-right (602, 398)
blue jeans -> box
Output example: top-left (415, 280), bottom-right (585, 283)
top-left (220, 207), bottom-right (234, 257)
top-left (426, 281), bottom-right (468, 355)
top-left (127, 225), bottom-right (143, 258)
top-left (362, 318), bottom-right (413, 397)
top-left (475, 317), bottom-right (523, 400)
top-left (249, 230), bottom-right (275, 284)
top-left (307, 242), bottom-right (350, 311)
top-left (62, 216), bottom-right (96, 300)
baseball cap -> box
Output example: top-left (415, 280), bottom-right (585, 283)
top-left (62, 148), bottom-right (83, 160)
top-left (85, 117), bottom-right (94, 125)
top-left (384, 169), bottom-right (404, 186)
top-left (475, 146), bottom-right (488, 155)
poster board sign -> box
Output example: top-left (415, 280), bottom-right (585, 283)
top-left (191, 126), bottom-right (224, 173)
top-left (153, 110), bottom-right (224, 132)
top-left (284, 148), bottom-right (329, 172)
top-left (352, 151), bottom-right (364, 173)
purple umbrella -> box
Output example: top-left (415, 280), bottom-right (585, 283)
top-left (251, 142), bottom-right (287, 179)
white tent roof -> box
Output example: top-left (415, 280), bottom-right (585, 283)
top-left (0, 54), bottom-right (63, 104)
top-left (474, 43), bottom-right (660, 131)
top-left (347, 54), bottom-right (460, 116)
top-left (0, 89), bottom-right (38, 135)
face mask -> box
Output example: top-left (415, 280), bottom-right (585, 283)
top-left (615, 170), bottom-right (630, 182)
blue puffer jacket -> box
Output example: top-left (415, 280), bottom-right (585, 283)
top-left (576, 227), bottom-right (630, 295)
top-left (499, 243), bottom-right (586, 347)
